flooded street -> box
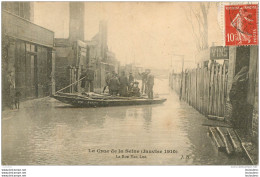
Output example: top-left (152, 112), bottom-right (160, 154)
top-left (2, 79), bottom-right (250, 165)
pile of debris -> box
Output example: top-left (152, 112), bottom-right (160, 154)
top-left (209, 127), bottom-right (243, 155)
top-left (205, 117), bottom-right (257, 165)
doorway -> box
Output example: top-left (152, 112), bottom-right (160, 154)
top-left (25, 43), bottom-right (38, 98)
top-left (235, 46), bottom-right (250, 74)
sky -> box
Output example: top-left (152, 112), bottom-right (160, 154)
top-left (34, 2), bottom-right (223, 71)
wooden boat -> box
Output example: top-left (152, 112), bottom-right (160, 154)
top-left (51, 92), bottom-right (167, 108)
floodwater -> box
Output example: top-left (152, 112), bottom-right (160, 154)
top-left (2, 79), bottom-right (250, 165)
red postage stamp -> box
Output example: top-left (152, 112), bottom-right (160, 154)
top-left (225, 4), bottom-right (258, 46)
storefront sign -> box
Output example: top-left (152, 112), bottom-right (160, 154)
top-left (2, 11), bottom-right (54, 48)
top-left (210, 46), bottom-right (229, 60)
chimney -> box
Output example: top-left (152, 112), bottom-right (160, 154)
top-left (69, 2), bottom-right (84, 42)
top-left (99, 20), bottom-right (108, 60)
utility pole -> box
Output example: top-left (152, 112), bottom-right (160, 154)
top-left (180, 55), bottom-right (184, 101)
top-left (171, 54), bottom-right (184, 101)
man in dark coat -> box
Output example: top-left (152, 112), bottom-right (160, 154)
top-left (146, 69), bottom-right (154, 99)
top-left (85, 66), bottom-right (95, 92)
top-left (109, 74), bottom-right (120, 96)
top-left (129, 72), bottom-right (134, 84)
top-left (119, 71), bottom-right (129, 97)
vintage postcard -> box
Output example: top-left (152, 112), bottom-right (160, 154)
top-left (1, 1), bottom-right (259, 173)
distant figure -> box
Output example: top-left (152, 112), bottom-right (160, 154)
top-left (119, 71), bottom-right (129, 97)
top-left (146, 69), bottom-right (154, 99)
top-left (139, 70), bottom-right (148, 94)
top-left (103, 71), bottom-right (112, 93)
top-left (109, 74), bottom-right (120, 96)
top-left (129, 72), bottom-right (134, 84)
top-left (14, 91), bottom-right (21, 109)
top-left (85, 66), bottom-right (95, 92)
top-left (7, 70), bottom-right (16, 109)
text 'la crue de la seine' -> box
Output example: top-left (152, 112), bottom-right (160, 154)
top-left (88, 149), bottom-right (178, 159)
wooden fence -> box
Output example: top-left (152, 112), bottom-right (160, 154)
top-left (170, 63), bottom-right (228, 118)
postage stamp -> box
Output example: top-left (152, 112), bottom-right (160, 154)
top-left (225, 4), bottom-right (258, 46)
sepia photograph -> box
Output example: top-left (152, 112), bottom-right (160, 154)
top-left (1, 1), bottom-right (259, 172)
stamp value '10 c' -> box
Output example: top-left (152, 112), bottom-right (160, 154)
top-left (225, 4), bottom-right (258, 46)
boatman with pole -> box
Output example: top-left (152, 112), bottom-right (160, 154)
top-left (146, 69), bottom-right (154, 99)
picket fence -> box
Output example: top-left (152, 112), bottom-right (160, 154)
top-left (170, 63), bottom-right (228, 118)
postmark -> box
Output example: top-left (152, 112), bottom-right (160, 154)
top-left (225, 4), bottom-right (258, 46)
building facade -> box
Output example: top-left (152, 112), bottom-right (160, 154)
top-left (54, 2), bottom-right (119, 93)
top-left (2, 4), bottom-right (55, 109)
top-left (2, 2), bottom-right (34, 22)
top-left (225, 46), bottom-right (258, 142)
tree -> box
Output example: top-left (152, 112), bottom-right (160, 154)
top-left (185, 2), bottom-right (211, 52)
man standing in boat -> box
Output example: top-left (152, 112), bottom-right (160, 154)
top-left (146, 69), bottom-right (154, 99)
top-left (139, 70), bottom-right (148, 94)
top-left (109, 72), bottom-right (120, 96)
top-left (85, 66), bottom-right (95, 92)
top-left (129, 72), bottom-right (134, 84)
top-left (119, 71), bottom-right (129, 97)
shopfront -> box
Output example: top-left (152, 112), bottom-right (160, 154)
top-left (2, 11), bottom-right (55, 108)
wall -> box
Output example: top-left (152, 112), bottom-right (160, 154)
top-left (2, 11), bottom-right (54, 48)
top-left (248, 46), bottom-right (258, 142)
top-left (54, 46), bottom-right (74, 92)
top-left (225, 46), bottom-right (258, 140)
top-left (224, 46), bottom-right (237, 123)
top-left (2, 2), bottom-right (34, 22)
top-left (2, 12), bottom-right (54, 108)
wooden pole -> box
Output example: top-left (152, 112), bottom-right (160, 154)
top-left (56, 76), bottom-right (86, 93)
top-left (179, 56), bottom-right (184, 100)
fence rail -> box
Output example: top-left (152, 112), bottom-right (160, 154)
top-left (170, 63), bottom-right (228, 117)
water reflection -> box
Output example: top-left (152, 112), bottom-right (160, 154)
top-left (2, 80), bottom-right (251, 165)
top-left (143, 106), bottom-right (152, 130)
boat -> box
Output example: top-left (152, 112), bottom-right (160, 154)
top-left (51, 92), bottom-right (167, 108)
